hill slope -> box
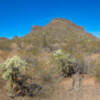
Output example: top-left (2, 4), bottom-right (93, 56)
top-left (0, 18), bottom-right (100, 60)
top-left (16, 18), bottom-right (100, 54)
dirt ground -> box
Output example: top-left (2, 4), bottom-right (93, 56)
top-left (0, 75), bottom-right (100, 100)
top-left (53, 75), bottom-right (100, 100)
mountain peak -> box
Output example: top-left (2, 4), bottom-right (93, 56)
top-left (30, 25), bottom-right (42, 33)
top-left (45, 18), bottom-right (84, 32)
top-left (50, 18), bottom-right (72, 24)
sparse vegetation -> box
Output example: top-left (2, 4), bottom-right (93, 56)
top-left (0, 18), bottom-right (99, 100)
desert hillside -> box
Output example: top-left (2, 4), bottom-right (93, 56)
top-left (0, 18), bottom-right (100, 100)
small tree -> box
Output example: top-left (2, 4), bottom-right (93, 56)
top-left (0, 56), bottom-right (27, 92)
top-left (53, 49), bottom-right (77, 77)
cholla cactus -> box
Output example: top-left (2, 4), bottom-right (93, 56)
top-left (0, 56), bottom-right (27, 91)
top-left (53, 49), bottom-right (76, 62)
top-left (53, 49), bottom-right (68, 60)
top-left (53, 49), bottom-right (77, 77)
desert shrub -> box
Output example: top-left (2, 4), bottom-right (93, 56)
top-left (0, 56), bottom-right (27, 92)
top-left (53, 49), bottom-right (78, 77)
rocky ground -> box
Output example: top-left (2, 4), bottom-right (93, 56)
top-left (0, 75), bottom-right (100, 100)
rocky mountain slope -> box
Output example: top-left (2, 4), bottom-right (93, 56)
top-left (0, 18), bottom-right (99, 59)
top-left (14, 18), bottom-right (100, 55)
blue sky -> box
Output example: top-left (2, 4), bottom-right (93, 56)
top-left (0, 0), bottom-right (100, 38)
